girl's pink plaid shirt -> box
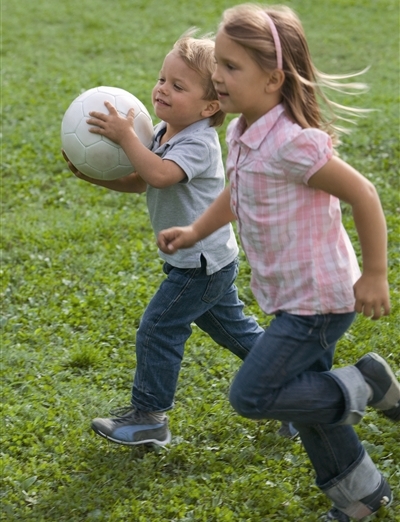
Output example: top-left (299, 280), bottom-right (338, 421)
top-left (226, 104), bottom-right (361, 315)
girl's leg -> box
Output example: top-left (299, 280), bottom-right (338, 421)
top-left (228, 312), bottom-right (390, 518)
top-left (298, 423), bottom-right (390, 519)
top-left (229, 312), bottom-right (359, 424)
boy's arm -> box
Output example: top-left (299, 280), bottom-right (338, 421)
top-left (87, 102), bottom-right (186, 188)
top-left (157, 186), bottom-right (236, 251)
top-left (62, 150), bottom-right (147, 193)
top-left (308, 155), bottom-right (390, 320)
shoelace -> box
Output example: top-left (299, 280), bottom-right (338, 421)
top-left (110, 406), bottom-right (136, 417)
top-left (109, 406), bottom-right (165, 424)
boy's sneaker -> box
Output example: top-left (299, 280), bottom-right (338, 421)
top-left (91, 406), bottom-right (171, 446)
top-left (355, 352), bottom-right (400, 421)
top-left (278, 421), bottom-right (299, 439)
top-left (322, 475), bottom-right (392, 521)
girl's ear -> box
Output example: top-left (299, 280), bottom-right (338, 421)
top-left (265, 69), bottom-right (285, 93)
top-left (201, 100), bottom-right (220, 118)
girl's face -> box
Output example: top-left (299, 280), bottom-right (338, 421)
top-left (152, 51), bottom-right (211, 131)
top-left (212, 30), bottom-right (273, 127)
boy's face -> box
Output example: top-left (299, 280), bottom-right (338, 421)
top-left (152, 51), bottom-right (214, 130)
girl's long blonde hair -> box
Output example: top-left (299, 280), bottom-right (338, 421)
top-left (219, 4), bottom-right (369, 144)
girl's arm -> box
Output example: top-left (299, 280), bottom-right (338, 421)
top-left (157, 185), bottom-right (236, 252)
top-left (62, 150), bottom-right (147, 193)
top-left (87, 102), bottom-right (186, 188)
top-left (308, 155), bottom-right (390, 320)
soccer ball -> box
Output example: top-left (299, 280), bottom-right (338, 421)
top-left (61, 86), bottom-right (154, 180)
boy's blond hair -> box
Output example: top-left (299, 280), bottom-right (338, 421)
top-left (173, 30), bottom-right (225, 128)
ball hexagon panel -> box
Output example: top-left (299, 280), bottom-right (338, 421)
top-left (61, 86), bottom-right (154, 180)
top-left (62, 133), bottom-right (86, 166)
top-left (85, 140), bottom-right (120, 172)
top-left (62, 102), bottom-right (84, 134)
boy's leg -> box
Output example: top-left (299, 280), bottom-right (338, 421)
top-left (92, 258), bottom-right (241, 444)
top-left (132, 258), bottom-right (244, 412)
top-left (228, 311), bottom-right (395, 518)
top-left (194, 281), bottom-right (264, 361)
top-left (195, 270), bottom-right (298, 438)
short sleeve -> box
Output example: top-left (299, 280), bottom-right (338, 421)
top-left (275, 128), bottom-right (333, 184)
top-left (162, 136), bottom-right (214, 182)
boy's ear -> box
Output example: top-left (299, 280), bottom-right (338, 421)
top-left (201, 100), bottom-right (220, 118)
top-left (265, 69), bottom-right (285, 93)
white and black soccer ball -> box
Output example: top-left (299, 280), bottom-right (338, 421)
top-left (61, 86), bottom-right (154, 180)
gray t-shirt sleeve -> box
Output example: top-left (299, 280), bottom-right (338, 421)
top-left (160, 136), bottom-right (214, 182)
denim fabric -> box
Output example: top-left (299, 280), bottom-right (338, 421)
top-left (229, 311), bottom-right (381, 507)
top-left (322, 450), bottom-right (383, 519)
top-left (131, 257), bottom-right (264, 411)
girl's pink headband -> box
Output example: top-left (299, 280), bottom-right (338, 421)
top-left (263, 12), bottom-right (283, 70)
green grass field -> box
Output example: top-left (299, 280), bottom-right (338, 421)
top-left (1, 0), bottom-right (399, 520)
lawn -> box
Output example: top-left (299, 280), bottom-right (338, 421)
top-left (1, 0), bottom-right (399, 520)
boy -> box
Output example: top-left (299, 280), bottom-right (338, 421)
top-left (64, 32), bottom-right (292, 445)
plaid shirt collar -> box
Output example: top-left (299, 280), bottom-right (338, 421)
top-left (230, 103), bottom-right (285, 150)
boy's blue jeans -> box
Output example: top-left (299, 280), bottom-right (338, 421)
top-left (131, 256), bottom-right (263, 412)
top-left (229, 311), bottom-right (383, 517)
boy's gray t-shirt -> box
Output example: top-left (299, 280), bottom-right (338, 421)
top-left (146, 118), bottom-right (238, 275)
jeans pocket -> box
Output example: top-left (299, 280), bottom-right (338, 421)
top-left (201, 259), bottom-right (238, 304)
top-left (319, 312), bottom-right (356, 350)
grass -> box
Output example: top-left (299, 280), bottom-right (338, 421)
top-left (1, 0), bottom-right (399, 520)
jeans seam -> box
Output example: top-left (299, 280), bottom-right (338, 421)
top-left (196, 308), bottom-right (250, 357)
top-left (138, 268), bottom-right (200, 395)
top-left (314, 423), bottom-right (342, 482)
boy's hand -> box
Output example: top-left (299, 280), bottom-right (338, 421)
top-left (353, 274), bottom-right (390, 320)
top-left (62, 149), bottom-right (94, 182)
top-left (87, 101), bottom-right (135, 146)
top-left (62, 149), bottom-right (85, 178)
top-left (157, 226), bottom-right (198, 254)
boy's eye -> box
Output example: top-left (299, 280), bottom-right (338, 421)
top-left (158, 78), bottom-right (165, 83)
top-left (174, 84), bottom-right (183, 91)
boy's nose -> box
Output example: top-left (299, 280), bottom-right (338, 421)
top-left (211, 69), bottom-right (221, 84)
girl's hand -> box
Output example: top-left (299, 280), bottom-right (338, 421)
top-left (353, 274), bottom-right (390, 320)
top-left (157, 226), bottom-right (199, 254)
top-left (86, 101), bottom-right (135, 145)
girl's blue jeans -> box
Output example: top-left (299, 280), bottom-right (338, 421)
top-left (229, 311), bottom-right (382, 516)
top-left (131, 256), bottom-right (264, 412)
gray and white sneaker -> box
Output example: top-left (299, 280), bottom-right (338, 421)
top-left (91, 406), bottom-right (171, 446)
top-left (278, 421), bottom-right (299, 439)
top-left (355, 352), bottom-right (400, 421)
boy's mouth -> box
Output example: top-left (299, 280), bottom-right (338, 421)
top-left (156, 97), bottom-right (170, 106)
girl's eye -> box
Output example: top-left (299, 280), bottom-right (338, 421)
top-left (174, 84), bottom-right (183, 91)
top-left (158, 78), bottom-right (165, 83)
top-left (226, 63), bottom-right (235, 71)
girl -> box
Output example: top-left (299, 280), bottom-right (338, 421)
top-left (157, 4), bottom-right (399, 521)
